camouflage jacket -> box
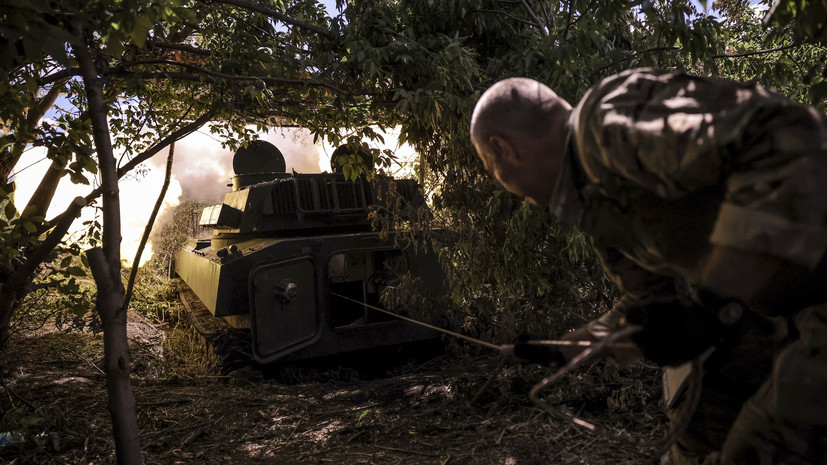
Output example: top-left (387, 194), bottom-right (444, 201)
top-left (549, 69), bottom-right (827, 312)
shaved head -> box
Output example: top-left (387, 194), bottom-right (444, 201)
top-left (470, 78), bottom-right (572, 205)
top-left (470, 77), bottom-right (571, 152)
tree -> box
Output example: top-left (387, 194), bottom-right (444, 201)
top-left (331, 0), bottom-right (826, 339)
top-left (2, 1), bottom-right (359, 462)
top-left (3, 0), bottom-right (825, 461)
top-left (764, 0), bottom-right (827, 45)
top-left (717, 0), bottom-right (827, 109)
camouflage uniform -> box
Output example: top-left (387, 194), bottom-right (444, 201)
top-left (549, 69), bottom-right (827, 464)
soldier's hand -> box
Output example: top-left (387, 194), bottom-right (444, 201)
top-left (624, 290), bottom-right (745, 366)
top-left (502, 326), bottom-right (598, 368)
top-left (557, 325), bottom-right (596, 365)
top-left (502, 313), bottom-right (645, 368)
top-left (501, 334), bottom-right (567, 367)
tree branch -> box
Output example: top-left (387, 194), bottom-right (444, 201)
top-left (147, 41), bottom-right (212, 56)
top-left (597, 43), bottom-right (802, 74)
top-left (115, 109), bottom-right (214, 178)
top-left (38, 68), bottom-right (82, 87)
top-left (8, 197), bottom-right (87, 289)
top-left (1, 79), bottom-right (69, 183)
top-left (563, 0), bottom-right (574, 41)
top-left (123, 142), bottom-right (175, 310)
top-left (28, 80), bottom-right (66, 127)
top-left (475, 9), bottom-right (532, 31)
top-left (596, 46), bottom-right (681, 73)
top-left (122, 60), bottom-right (348, 94)
top-left (519, 0), bottom-right (549, 37)
top-left (45, 109), bottom-right (214, 228)
top-left (712, 43), bottom-right (801, 59)
top-left (207, 0), bottom-right (336, 40)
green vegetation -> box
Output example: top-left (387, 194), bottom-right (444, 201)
top-left (2, 1), bottom-right (827, 462)
top-left (3, 0), bottom-right (826, 346)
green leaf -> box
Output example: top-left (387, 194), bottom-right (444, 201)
top-left (809, 80), bottom-right (827, 104)
top-left (65, 266), bottom-right (87, 277)
top-left (131, 16), bottom-right (152, 48)
top-left (83, 156), bottom-right (98, 173)
top-left (106, 38), bottom-right (125, 57)
top-left (4, 201), bottom-right (17, 219)
top-left (69, 171), bottom-right (90, 185)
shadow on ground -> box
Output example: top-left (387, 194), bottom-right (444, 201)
top-left (0, 312), bottom-right (668, 464)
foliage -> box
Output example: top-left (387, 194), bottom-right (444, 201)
top-left (713, 0), bottom-right (827, 109)
top-left (3, 0), bottom-right (827, 348)
top-left (122, 265), bottom-right (182, 323)
top-left (337, 0), bottom-right (827, 342)
top-left (146, 199), bottom-right (210, 276)
top-left (764, 0), bottom-right (827, 45)
top-left (12, 255), bottom-right (99, 335)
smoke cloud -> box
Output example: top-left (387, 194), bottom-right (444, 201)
top-left (146, 127), bottom-right (326, 204)
top-left (11, 126), bottom-right (412, 267)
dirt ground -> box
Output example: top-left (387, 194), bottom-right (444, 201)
top-left (0, 311), bottom-right (669, 465)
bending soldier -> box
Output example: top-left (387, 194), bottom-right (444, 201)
top-left (470, 69), bottom-right (827, 465)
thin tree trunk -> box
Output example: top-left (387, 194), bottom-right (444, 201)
top-left (75, 39), bottom-right (143, 465)
top-left (123, 142), bottom-right (175, 308)
top-left (24, 161), bottom-right (66, 218)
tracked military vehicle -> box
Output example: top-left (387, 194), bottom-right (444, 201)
top-left (175, 140), bottom-right (446, 368)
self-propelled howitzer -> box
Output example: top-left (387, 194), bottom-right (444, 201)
top-left (175, 140), bottom-right (446, 368)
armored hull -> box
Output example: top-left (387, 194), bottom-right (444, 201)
top-left (175, 141), bottom-right (446, 366)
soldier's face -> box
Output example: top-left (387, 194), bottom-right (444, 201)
top-left (475, 142), bottom-right (550, 205)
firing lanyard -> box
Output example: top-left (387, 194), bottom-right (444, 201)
top-left (329, 292), bottom-right (698, 459)
top-left (329, 291), bottom-right (593, 356)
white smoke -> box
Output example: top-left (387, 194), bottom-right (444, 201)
top-left (12, 126), bottom-right (414, 267)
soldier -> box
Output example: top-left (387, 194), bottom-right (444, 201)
top-left (470, 69), bottom-right (827, 465)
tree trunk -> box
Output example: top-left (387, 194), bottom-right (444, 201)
top-left (0, 196), bottom-right (85, 346)
top-left (24, 161), bottom-right (66, 218)
top-left (0, 287), bottom-right (19, 347)
top-left (75, 39), bottom-right (143, 465)
top-left (87, 248), bottom-right (142, 465)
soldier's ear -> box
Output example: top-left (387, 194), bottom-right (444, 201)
top-left (489, 135), bottom-right (521, 165)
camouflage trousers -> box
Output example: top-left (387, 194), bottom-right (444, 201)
top-left (664, 304), bottom-right (827, 465)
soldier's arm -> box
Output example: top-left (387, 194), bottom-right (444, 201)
top-left (556, 246), bottom-right (683, 365)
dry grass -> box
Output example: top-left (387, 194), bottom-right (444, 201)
top-left (0, 311), bottom-right (668, 465)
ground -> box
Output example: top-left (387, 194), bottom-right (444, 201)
top-left (0, 311), bottom-right (669, 465)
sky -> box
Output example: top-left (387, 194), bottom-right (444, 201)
top-left (12, 126), bottom-right (417, 266)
